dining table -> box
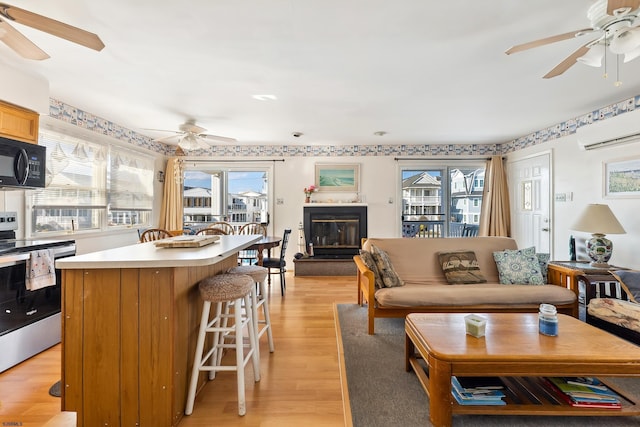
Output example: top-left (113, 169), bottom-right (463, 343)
top-left (246, 235), bottom-right (282, 266)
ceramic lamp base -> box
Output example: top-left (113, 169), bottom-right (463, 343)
top-left (586, 233), bottom-right (613, 268)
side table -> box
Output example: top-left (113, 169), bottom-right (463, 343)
top-left (547, 261), bottom-right (626, 298)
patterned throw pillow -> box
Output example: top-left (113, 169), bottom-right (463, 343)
top-left (611, 270), bottom-right (640, 303)
top-left (493, 247), bottom-right (544, 285)
top-left (438, 250), bottom-right (487, 284)
top-left (536, 253), bottom-right (550, 283)
top-left (370, 245), bottom-right (404, 288)
top-left (359, 250), bottom-right (385, 289)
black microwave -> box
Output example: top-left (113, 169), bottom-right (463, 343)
top-left (0, 136), bottom-right (46, 189)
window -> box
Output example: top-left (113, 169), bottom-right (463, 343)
top-left (182, 165), bottom-right (271, 233)
top-left (28, 130), bottom-right (154, 235)
top-left (401, 163), bottom-right (485, 237)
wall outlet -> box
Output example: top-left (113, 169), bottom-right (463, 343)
top-left (276, 198), bottom-right (284, 205)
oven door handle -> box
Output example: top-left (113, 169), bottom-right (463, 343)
top-left (0, 253), bottom-right (30, 268)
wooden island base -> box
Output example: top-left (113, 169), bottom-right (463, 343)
top-left (58, 235), bottom-right (260, 427)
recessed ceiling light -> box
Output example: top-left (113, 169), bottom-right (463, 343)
top-left (252, 94), bottom-right (277, 101)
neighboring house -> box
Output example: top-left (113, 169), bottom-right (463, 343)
top-left (450, 168), bottom-right (484, 225)
top-left (402, 172), bottom-right (442, 219)
top-left (183, 187), bottom-right (217, 224)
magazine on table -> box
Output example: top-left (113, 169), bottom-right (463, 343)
top-left (543, 377), bottom-right (622, 409)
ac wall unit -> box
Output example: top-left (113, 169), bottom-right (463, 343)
top-left (576, 109), bottom-right (640, 151)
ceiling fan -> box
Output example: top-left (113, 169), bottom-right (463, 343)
top-left (146, 119), bottom-right (237, 151)
top-left (505, 0), bottom-right (640, 78)
top-left (0, 2), bottom-right (104, 60)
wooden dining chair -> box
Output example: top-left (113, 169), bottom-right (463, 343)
top-left (239, 222), bottom-right (267, 236)
top-left (196, 227), bottom-right (228, 236)
top-left (238, 223), bottom-right (268, 265)
top-left (209, 221), bottom-right (235, 235)
top-left (139, 228), bottom-right (173, 242)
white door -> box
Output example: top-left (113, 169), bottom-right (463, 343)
top-left (507, 153), bottom-right (551, 255)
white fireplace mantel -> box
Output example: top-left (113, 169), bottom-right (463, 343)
top-left (303, 202), bottom-right (368, 207)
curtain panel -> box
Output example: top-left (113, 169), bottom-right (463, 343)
top-left (159, 157), bottom-right (184, 231)
top-left (479, 155), bottom-right (511, 237)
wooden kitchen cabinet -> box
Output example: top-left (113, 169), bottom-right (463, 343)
top-left (0, 100), bottom-right (40, 144)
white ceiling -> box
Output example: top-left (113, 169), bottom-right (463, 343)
top-left (2, 0), bottom-right (640, 147)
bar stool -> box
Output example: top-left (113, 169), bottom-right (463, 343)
top-left (227, 265), bottom-right (275, 355)
top-left (185, 273), bottom-right (260, 417)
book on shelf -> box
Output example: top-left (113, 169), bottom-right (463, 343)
top-left (452, 389), bottom-right (506, 406)
top-left (452, 379), bottom-right (505, 398)
top-left (543, 377), bottom-right (622, 409)
top-left (453, 376), bottom-right (504, 391)
top-left (451, 376), bottom-right (506, 405)
top-left (565, 377), bottom-right (609, 391)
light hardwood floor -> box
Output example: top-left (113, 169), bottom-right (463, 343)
top-left (0, 274), bottom-right (357, 426)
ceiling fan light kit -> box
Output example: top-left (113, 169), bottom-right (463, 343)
top-left (146, 119), bottom-right (237, 152)
top-left (506, 0), bottom-right (640, 82)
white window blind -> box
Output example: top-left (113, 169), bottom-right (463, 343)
top-left (29, 129), bottom-right (153, 234)
top-left (108, 147), bottom-right (154, 215)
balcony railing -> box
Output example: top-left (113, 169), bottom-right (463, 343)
top-left (402, 220), bottom-right (479, 238)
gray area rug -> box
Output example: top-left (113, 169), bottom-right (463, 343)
top-left (336, 304), bottom-right (640, 427)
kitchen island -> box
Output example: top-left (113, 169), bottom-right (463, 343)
top-left (56, 234), bottom-right (262, 427)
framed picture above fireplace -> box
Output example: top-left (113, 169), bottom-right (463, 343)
top-left (315, 163), bottom-right (360, 192)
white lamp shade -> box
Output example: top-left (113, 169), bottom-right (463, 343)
top-left (610, 27), bottom-right (640, 54)
top-left (571, 203), bottom-right (626, 235)
top-left (577, 43), bottom-right (606, 67)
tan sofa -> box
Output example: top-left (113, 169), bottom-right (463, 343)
top-left (354, 236), bottom-right (578, 334)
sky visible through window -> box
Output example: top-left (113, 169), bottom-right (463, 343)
top-left (184, 171), bottom-right (264, 194)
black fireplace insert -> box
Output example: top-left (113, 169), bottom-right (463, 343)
top-left (303, 205), bottom-right (367, 258)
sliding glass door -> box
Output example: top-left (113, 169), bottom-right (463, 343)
top-left (400, 163), bottom-right (485, 238)
top-left (182, 165), bottom-right (271, 234)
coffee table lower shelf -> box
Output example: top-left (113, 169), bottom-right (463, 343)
top-left (408, 356), bottom-right (640, 418)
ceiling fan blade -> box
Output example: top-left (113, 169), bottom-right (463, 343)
top-left (199, 134), bottom-right (237, 143)
top-left (505, 28), bottom-right (594, 55)
top-left (0, 18), bottom-right (49, 59)
top-left (141, 127), bottom-right (181, 134)
top-left (543, 43), bottom-right (591, 79)
top-left (607, 0), bottom-right (640, 15)
top-left (153, 134), bottom-right (181, 143)
top-left (0, 3), bottom-right (105, 51)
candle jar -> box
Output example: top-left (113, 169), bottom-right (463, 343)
top-left (538, 303), bottom-right (558, 336)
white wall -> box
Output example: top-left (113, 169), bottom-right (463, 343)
top-left (506, 136), bottom-right (640, 270)
top-left (271, 156), bottom-right (399, 243)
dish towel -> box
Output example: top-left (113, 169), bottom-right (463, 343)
top-left (26, 249), bottom-right (56, 291)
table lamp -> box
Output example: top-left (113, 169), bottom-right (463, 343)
top-left (571, 203), bottom-right (626, 268)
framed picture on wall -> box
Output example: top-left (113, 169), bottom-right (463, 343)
top-left (604, 156), bottom-right (640, 198)
top-left (315, 163), bottom-right (360, 192)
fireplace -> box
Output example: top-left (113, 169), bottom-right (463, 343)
top-left (303, 205), bottom-right (367, 259)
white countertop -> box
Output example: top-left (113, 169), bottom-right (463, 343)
top-left (56, 234), bottom-right (262, 269)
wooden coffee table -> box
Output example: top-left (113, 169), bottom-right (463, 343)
top-left (405, 312), bottom-right (640, 427)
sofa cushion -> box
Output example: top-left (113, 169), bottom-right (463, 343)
top-left (375, 283), bottom-right (576, 307)
top-left (493, 247), bottom-right (544, 285)
top-left (371, 244), bottom-right (404, 288)
top-left (536, 253), bottom-right (550, 283)
top-left (359, 250), bottom-right (384, 289)
top-left (437, 250), bottom-right (487, 284)
top-left (588, 298), bottom-right (640, 334)
top-left (611, 270), bottom-right (640, 303)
